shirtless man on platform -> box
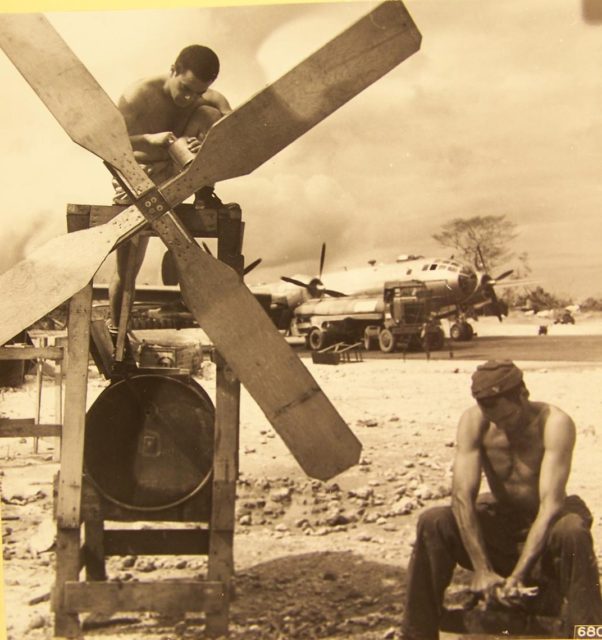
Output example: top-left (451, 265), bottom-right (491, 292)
top-left (401, 359), bottom-right (602, 639)
top-left (108, 44), bottom-right (232, 330)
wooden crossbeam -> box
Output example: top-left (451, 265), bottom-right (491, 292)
top-left (0, 346), bottom-right (63, 360)
top-left (63, 581), bottom-right (224, 614)
top-left (0, 418), bottom-right (61, 437)
top-left (103, 529), bottom-right (209, 556)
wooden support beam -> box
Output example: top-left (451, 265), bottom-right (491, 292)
top-left (66, 202), bottom-right (240, 237)
top-left (53, 529), bottom-right (82, 637)
top-left (0, 419), bottom-right (61, 438)
top-left (63, 581), bottom-right (224, 615)
top-left (0, 346), bottom-right (63, 361)
top-left (103, 529), bottom-right (210, 556)
top-left (56, 283), bottom-right (92, 528)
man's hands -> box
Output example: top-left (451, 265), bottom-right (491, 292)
top-left (470, 569), bottom-right (505, 602)
top-left (471, 572), bottom-right (538, 608)
top-left (493, 576), bottom-right (538, 607)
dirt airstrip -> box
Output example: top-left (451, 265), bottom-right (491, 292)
top-left (1, 314), bottom-right (602, 640)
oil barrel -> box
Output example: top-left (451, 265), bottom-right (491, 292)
top-left (84, 374), bottom-right (214, 511)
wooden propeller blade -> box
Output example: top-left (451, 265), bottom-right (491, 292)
top-left (150, 214), bottom-right (362, 480)
top-left (0, 14), bottom-right (145, 185)
top-left (0, 207), bottom-right (146, 346)
top-left (0, 1), bottom-right (421, 478)
top-left (161, 0), bottom-right (422, 203)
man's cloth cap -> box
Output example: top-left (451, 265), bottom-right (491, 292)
top-left (471, 360), bottom-right (523, 399)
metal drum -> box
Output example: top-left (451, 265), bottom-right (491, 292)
top-left (84, 374), bottom-right (214, 511)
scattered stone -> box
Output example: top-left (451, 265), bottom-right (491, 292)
top-left (239, 514), bottom-right (252, 526)
top-left (121, 555), bottom-right (137, 569)
top-left (137, 560), bottom-right (157, 573)
top-left (358, 418), bottom-right (379, 428)
top-left (271, 488), bottom-right (292, 502)
top-left (26, 614), bottom-right (47, 631)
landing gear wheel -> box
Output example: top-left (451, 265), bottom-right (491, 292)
top-left (450, 322), bottom-right (474, 341)
top-left (378, 328), bottom-right (396, 353)
top-left (450, 323), bottom-right (463, 341)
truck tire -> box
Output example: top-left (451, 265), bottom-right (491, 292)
top-left (363, 328), bottom-right (378, 351)
top-left (307, 327), bottom-right (328, 351)
top-left (378, 328), bottom-right (396, 353)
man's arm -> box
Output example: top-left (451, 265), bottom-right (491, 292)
top-left (500, 408), bottom-right (575, 599)
top-left (451, 407), bottom-right (504, 597)
top-left (199, 88), bottom-right (232, 116)
top-left (117, 86), bottom-right (175, 163)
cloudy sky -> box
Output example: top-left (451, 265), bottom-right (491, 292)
top-left (1, 0), bottom-right (601, 300)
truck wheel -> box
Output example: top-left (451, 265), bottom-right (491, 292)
top-left (378, 328), bottom-right (396, 353)
top-left (308, 327), bottom-right (327, 351)
top-left (363, 328), bottom-right (378, 351)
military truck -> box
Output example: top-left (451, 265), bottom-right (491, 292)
top-left (294, 280), bottom-right (445, 353)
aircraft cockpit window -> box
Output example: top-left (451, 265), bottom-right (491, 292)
top-left (429, 264), bottom-right (438, 270)
top-left (406, 268), bottom-right (412, 275)
top-left (422, 264), bottom-right (429, 271)
top-left (449, 266), bottom-right (459, 272)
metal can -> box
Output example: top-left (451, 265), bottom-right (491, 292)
top-left (167, 137), bottom-right (196, 170)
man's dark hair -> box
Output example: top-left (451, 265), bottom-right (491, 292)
top-left (174, 45), bottom-right (220, 82)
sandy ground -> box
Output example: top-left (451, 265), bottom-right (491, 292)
top-left (1, 315), bottom-right (602, 640)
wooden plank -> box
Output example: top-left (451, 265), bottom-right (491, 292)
top-left (87, 204), bottom-right (220, 236)
top-left (52, 528), bottom-right (82, 637)
top-left (63, 581), bottom-right (224, 614)
top-left (88, 319), bottom-right (114, 379)
top-left (104, 529), bottom-right (209, 556)
top-left (115, 236), bottom-right (139, 361)
top-left (206, 353), bottom-right (239, 637)
top-left (0, 419), bottom-right (61, 438)
top-left (56, 284), bottom-right (92, 528)
top-left (66, 203), bottom-right (91, 233)
top-left (83, 520), bottom-right (106, 582)
top-left (0, 346), bottom-right (63, 360)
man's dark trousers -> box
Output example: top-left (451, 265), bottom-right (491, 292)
top-left (401, 494), bottom-right (602, 639)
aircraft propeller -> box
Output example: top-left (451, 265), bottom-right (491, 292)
top-left (0, 3), bottom-right (421, 480)
top-left (280, 242), bottom-right (346, 299)
top-left (475, 246), bottom-right (513, 321)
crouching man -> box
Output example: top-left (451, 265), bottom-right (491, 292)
top-left (401, 360), bottom-right (602, 639)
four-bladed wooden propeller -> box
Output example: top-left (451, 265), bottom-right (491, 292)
top-left (0, 3), bottom-right (421, 480)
